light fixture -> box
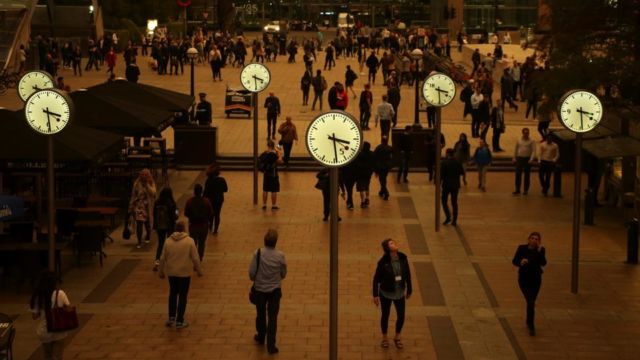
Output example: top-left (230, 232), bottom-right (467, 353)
top-left (410, 48), bottom-right (423, 60)
top-left (187, 47), bottom-right (198, 60)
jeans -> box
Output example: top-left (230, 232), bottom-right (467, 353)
top-left (378, 169), bottom-right (389, 196)
top-left (477, 164), bottom-right (489, 188)
top-left (518, 276), bottom-right (541, 328)
top-left (344, 177), bottom-right (356, 208)
top-left (368, 71), bottom-right (377, 84)
top-left (168, 276), bottom-right (191, 323)
top-left (254, 288), bottom-right (282, 351)
top-left (282, 142), bottom-right (293, 165)
top-left (492, 128), bottom-right (502, 151)
top-left (155, 229), bottom-right (168, 260)
top-left (471, 109), bottom-right (480, 137)
top-left (441, 188), bottom-right (459, 222)
top-left (380, 295), bottom-right (406, 335)
top-left (526, 100), bottom-right (537, 119)
top-left (135, 220), bottom-right (151, 244)
top-left (267, 114), bottom-right (277, 138)
top-left (380, 119), bottom-right (391, 138)
top-left (360, 107), bottom-right (371, 128)
top-left (515, 157), bottom-right (532, 192)
top-left (397, 152), bottom-right (410, 182)
top-left (302, 89), bottom-right (310, 105)
top-left (190, 229), bottom-right (208, 261)
top-left (539, 160), bottom-right (554, 194)
top-left (324, 57), bottom-right (335, 70)
top-left (212, 201), bottom-right (223, 233)
top-left (312, 91), bottom-right (323, 110)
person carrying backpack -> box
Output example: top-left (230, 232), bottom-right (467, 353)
top-left (259, 140), bottom-right (284, 210)
top-left (184, 184), bottom-right (213, 262)
top-left (153, 187), bottom-right (178, 271)
top-left (203, 163), bottom-right (228, 235)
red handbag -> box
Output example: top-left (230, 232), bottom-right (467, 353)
top-left (46, 290), bottom-right (79, 333)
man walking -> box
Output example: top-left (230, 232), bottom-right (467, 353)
top-left (470, 87), bottom-right (483, 138)
top-left (490, 98), bottom-right (505, 152)
top-left (538, 135), bottom-right (559, 196)
top-left (387, 85), bottom-right (401, 128)
top-left (264, 92), bottom-right (281, 140)
top-left (277, 116), bottom-right (298, 167)
top-left (184, 184), bottom-right (213, 262)
top-left (513, 128), bottom-right (536, 195)
top-left (359, 83), bottom-right (373, 130)
top-left (397, 126), bottom-right (412, 183)
top-left (311, 70), bottom-right (327, 111)
top-left (375, 94), bottom-right (395, 138)
top-left (249, 229), bottom-right (287, 355)
top-left (374, 136), bottom-right (393, 200)
top-left (441, 148), bottom-right (465, 226)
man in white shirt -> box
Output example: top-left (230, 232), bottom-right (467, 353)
top-left (538, 135), bottom-right (559, 196)
top-left (510, 61), bottom-right (522, 101)
top-left (470, 88), bottom-right (484, 138)
top-left (375, 94), bottom-right (395, 138)
top-left (513, 128), bottom-right (536, 195)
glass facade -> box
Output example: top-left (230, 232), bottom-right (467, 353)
top-left (463, 0), bottom-right (538, 32)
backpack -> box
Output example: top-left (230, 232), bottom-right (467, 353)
top-left (187, 197), bottom-right (208, 222)
top-left (258, 152), bottom-right (274, 173)
top-left (155, 204), bottom-right (172, 230)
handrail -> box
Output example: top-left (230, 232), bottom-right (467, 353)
top-left (2, 0), bottom-right (37, 73)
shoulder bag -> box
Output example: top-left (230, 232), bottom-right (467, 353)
top-left (46, 290), bottom-right (79, 332)
top-left (249, 249), bottom-right (261, 304)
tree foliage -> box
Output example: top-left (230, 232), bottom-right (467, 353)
top-left (537, 0), bottom-right (640, 104)
top-left (101, 0), bottom-right (179, 28)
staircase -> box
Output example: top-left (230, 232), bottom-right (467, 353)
top-left (0, 0), bottom-right (36, 72)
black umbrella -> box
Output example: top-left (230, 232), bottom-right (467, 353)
top-left (87, 79), bottom-right (194, 112)
top-left (0, 109), bottom-right (122, 163)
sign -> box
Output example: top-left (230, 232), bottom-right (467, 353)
top-left (176, 0), bottom-right (192, 7)
top-left (0, 196), bottom-right (25, 221)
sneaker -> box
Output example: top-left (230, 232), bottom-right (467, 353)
top-left (512, 191), bottom-right (521, 195)
top-left (144, 240), bottom-right (150, 244)
top-left (165, 317), bottom-right (175, 327)
top-left (443, 218), bottom-right (451, 225)
top-left (347, 204), bottom-right (354, 210)
top-left (271, 206), bottom-right (279, 210)
top-left (136, 244), bottom-right (142, 249)
top-left (175, 322), bottom-right (189, 329)
top-left (254, 334), bottom-right (265, 345)
top-left (267, 347), bottom-right (279, 354)
top-left (383, 194), bottom-right (389, 201)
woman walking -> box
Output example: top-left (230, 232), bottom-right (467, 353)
top-left (129, 169), bottom-right (157, 249)
top-left (153, 187), bottom-right (178, 271)
top-left (301, 71), bottom-right (311, 106)
top-left (372, 238), bottom-right (412, 349)
top-left (471, 139), bottom-right (492, 191)
top-left (203, 163), bottom-right (228, 234)
top-left (277, 116), bottom-right (298, 167)
top-left (453, 133), bottom-right (471, 186)
top-left (512, 232), bottom-right (547, 336)
top-left (30, 271), bottom-right (73, 360)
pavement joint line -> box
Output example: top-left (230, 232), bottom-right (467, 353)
top-left (498, 317), bottom-right (527, 360)
top-left (472, 262), bottom-right (500, 308)
top-left (454, 225), bottom-right (474, 256)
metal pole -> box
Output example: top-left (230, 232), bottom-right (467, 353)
top-left (434, 107), bottom-right (442, 232)
top-left (190, 59), bottom-right (195, 120)
top-left (571, 133), bottom-right (582, 293)
top-left (47, 136), bottom-right (55, 271)
top-left (414, 61), bottom-right (419, 126)
top-left (253, 92), bottom-right (259, 205)
top-left (184, 7), bottom-right (188, 37)
top-left (329, 167), bottom-right (339, 360)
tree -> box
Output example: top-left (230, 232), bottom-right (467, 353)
top-left (537, 0), bottom-right (640, 104)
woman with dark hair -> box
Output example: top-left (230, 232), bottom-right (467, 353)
top-left (129, 169), bottom-right (157, 249)
top-left (355, 141), bottom-right (375, 208)
top-left (30, 271), bottom-right (72, 359)
top-left (203, 163), bottom-right (228, 234)
top-left (453, 133), bottom-right (471, 186)
top-left (372, 238), bottom-right (412, 349)
top-left (153, 187), bottom-right (178, 271)
top-left (512, 232), bottom-right (547, 336)
top-left (300, 71), bottom-right (312, 106)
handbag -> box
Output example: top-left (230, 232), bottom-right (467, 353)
top-left (46, 290), bottom-right (79, 333)
top-left (122, 212), bottom-right (131, 240)
top-left (249, 249), bottom-right (261, 304)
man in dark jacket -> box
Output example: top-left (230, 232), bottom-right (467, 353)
top-left (327, 82), bottom-right (340, 110)
top-left (460, 80), bottom-right (474, 119)
top-left (374, 136), bottom-right (393, 200)
top-left (195, 93), bottom-right (212, 126)
top-left (125, 59), bottom-right (141, 83)
top-left (311, 70), bottom-right (326, 111)
top-left (387, 85), bottom-right (401, 128)
top-left (397, 126), bottom-right (412, 183)
top-left (264, 92), bottom-right (281, 139)
top-left (184, 184), bottom-right (213, 261)
top-left (441, 148), bottom-right (464, 226)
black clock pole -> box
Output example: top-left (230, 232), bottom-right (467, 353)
top-left (47, 136), bottom-right (56, 272)
top-left (329, 166), bottom-right (339, 360)
top-left (253, 92), bottom-right (259, 205)
top-left (571, 133), bottom-right (582, 293)
top-left (435, 107), bottom-right (442, 232)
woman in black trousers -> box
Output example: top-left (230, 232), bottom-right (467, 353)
top-left (372, 238), bottom-right (412, 349)
top-left (512, 231), bottom-right (547, 336)
top-left (203, 163), bottom-right (228, 234)
top-left (316, 168), bottom-right (344, 221)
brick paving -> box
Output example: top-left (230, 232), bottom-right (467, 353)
top-left (2, 34), bottom-right (638, 360)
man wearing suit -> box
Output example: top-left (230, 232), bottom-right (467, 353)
top-left (195, 93), bottom-right (212, 126)
top-left (440, 148), bottom-right (465, 226)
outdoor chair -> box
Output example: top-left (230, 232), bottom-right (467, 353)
top-left (76, 225), bottom-right (105, 267)
top-left (0, 313), bottom-right (15, 360)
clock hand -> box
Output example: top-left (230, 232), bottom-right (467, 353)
top-left (331, 133), bottom-right (338, 163)
top-left (44, 107), bottom-right (52, 132)
top-left (327, 134), bottom-right (351, 145)
top-left (42, 109), bottom-right (62, 118)
top-left (435, 87), bottom-right (449, 95)
top-left (252, 75), bottom-right (264, 83)
top-left (578, 107), bottom-right (584, 130)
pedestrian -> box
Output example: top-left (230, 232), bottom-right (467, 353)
top-left (209, 45), bottom-right (223, 81)
top-left (334, 83), bottom-right (349, 110)
top-left (264, 92), bottom-right (281, 140)
top-left (71, 45), bottom-right (82, 76)
top-left (345, 65), bottom-right (358, 99)
top-left (387, 85), bottom-right (401, 128)
top-left (277, 116), bottom-right (298, 167)
top-left (355, 142), bottom-right (375, 208)
top-left (536, 97), bottom-right (553, 140)
top-left (18, 44), bottom-right (27, 73)
top-left (195, 92), bottom-right (212, 126)
top-left (397, 126), bottom-right (412, 183)
top-left (460, 80), bottom-right (474, 120)
top-left (316, 168), bottom-right (345, 221)
top-left (184, 184), bottom-right (213, 262)
top-left (512, 128), bottom-right (536, 195)
top-left (30, 271), bottom-right (73, 360)
top-left (525, 83), bottom-right (539, 119)
top-left (311, 69), bottom-right (327, 111)
top-left (153, 187), bottom-right (178, 271)
top-left (249, 229), bottom-right (288, 354)
top-left (105, 46), bottom-right (116, 75)
top-left (129, 169), bottom-right (156, 249)
top-left (470, 87), bottom-right (484, 138)
top-left (158, 221), bottom-right (203, 329)
top-left (259, 140), bottom-right (284, 210)
top-left (366, 51), bottom-right (379, 84)
top-left (300, 71), bottom-right (311, 106)
top-left (478, 97), bottom-right (491, 141)
top-left (538, 135), bottom-right (559, 196)
top-left (375, 94), bottom-right (395, 138)
top-left (490, 98), bottom-right (505, 152)
top-left (324, 42), bottom-right (335, 70)
top-left (453, 133), bottom-right (471, 186)
top-left (471, 139), bottom-right (492, 191)
top-left (125, 58), bottom-right (140, 83)
top-left (372, 238), bottom-right (412, 349)
top-left (441, 148), bottom-right (465, 226)
top-left (512, 232), bottom-right (546, 336)
top-left (471, 48), bottom-right (481, 76)
top-left (510, 61), bottom-right (522, 101)
top-left (500, 69), bottom-right (518, 111)
top-left (203, 163), bottom-right (228, 234)
top-left (359, 83), bottom-right (373, 130)
top-left (374, 135), bottom-right (393, 200)
top-left (303, 51), bottom-right (314, 75)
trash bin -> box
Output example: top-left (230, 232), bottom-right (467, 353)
top-left (224, 86), bottom-right (252, 118)
top-left (626, 218), bottom-right (639, 264)
top-left (584, 188), bottom-right (595, 225)
top-left (553, 164), bottom-right (562, 198)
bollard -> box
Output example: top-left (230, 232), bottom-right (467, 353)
top-left (626, 218), bottom-right (639, 264)
top-left (584, 188), bottom-right (595, 225)
top-left (553, 164), bottom-right (562, 198)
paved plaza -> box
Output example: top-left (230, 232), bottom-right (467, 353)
top-left (3, 33), bottom-right (639, 360)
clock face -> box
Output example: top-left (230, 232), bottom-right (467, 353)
top-left (24, 89), bottom-right (73, 135)
top-left (240, 63), bottom-right (271, 93)
top-left (559, 90), bottom-right (603, 133)
top-left (306, 111), bottom-right (362, 167)
top-left (422, 73), bottom-right (456, 107)
top-left (18, 71), bottom-right (54, 102)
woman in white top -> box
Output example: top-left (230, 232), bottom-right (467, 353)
top-left (30, 271), bottom-right (71, 360)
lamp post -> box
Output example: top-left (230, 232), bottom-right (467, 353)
top-left (187, 47), bottom-right (198, 120)
top-left (410, 48), bottom-right (423, 129)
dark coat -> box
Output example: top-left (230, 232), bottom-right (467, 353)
top-left (372, 252), bottom-right (413, 297)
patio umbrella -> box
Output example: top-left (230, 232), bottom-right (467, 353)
top-left (87, 79), bottom-right (194, 113)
